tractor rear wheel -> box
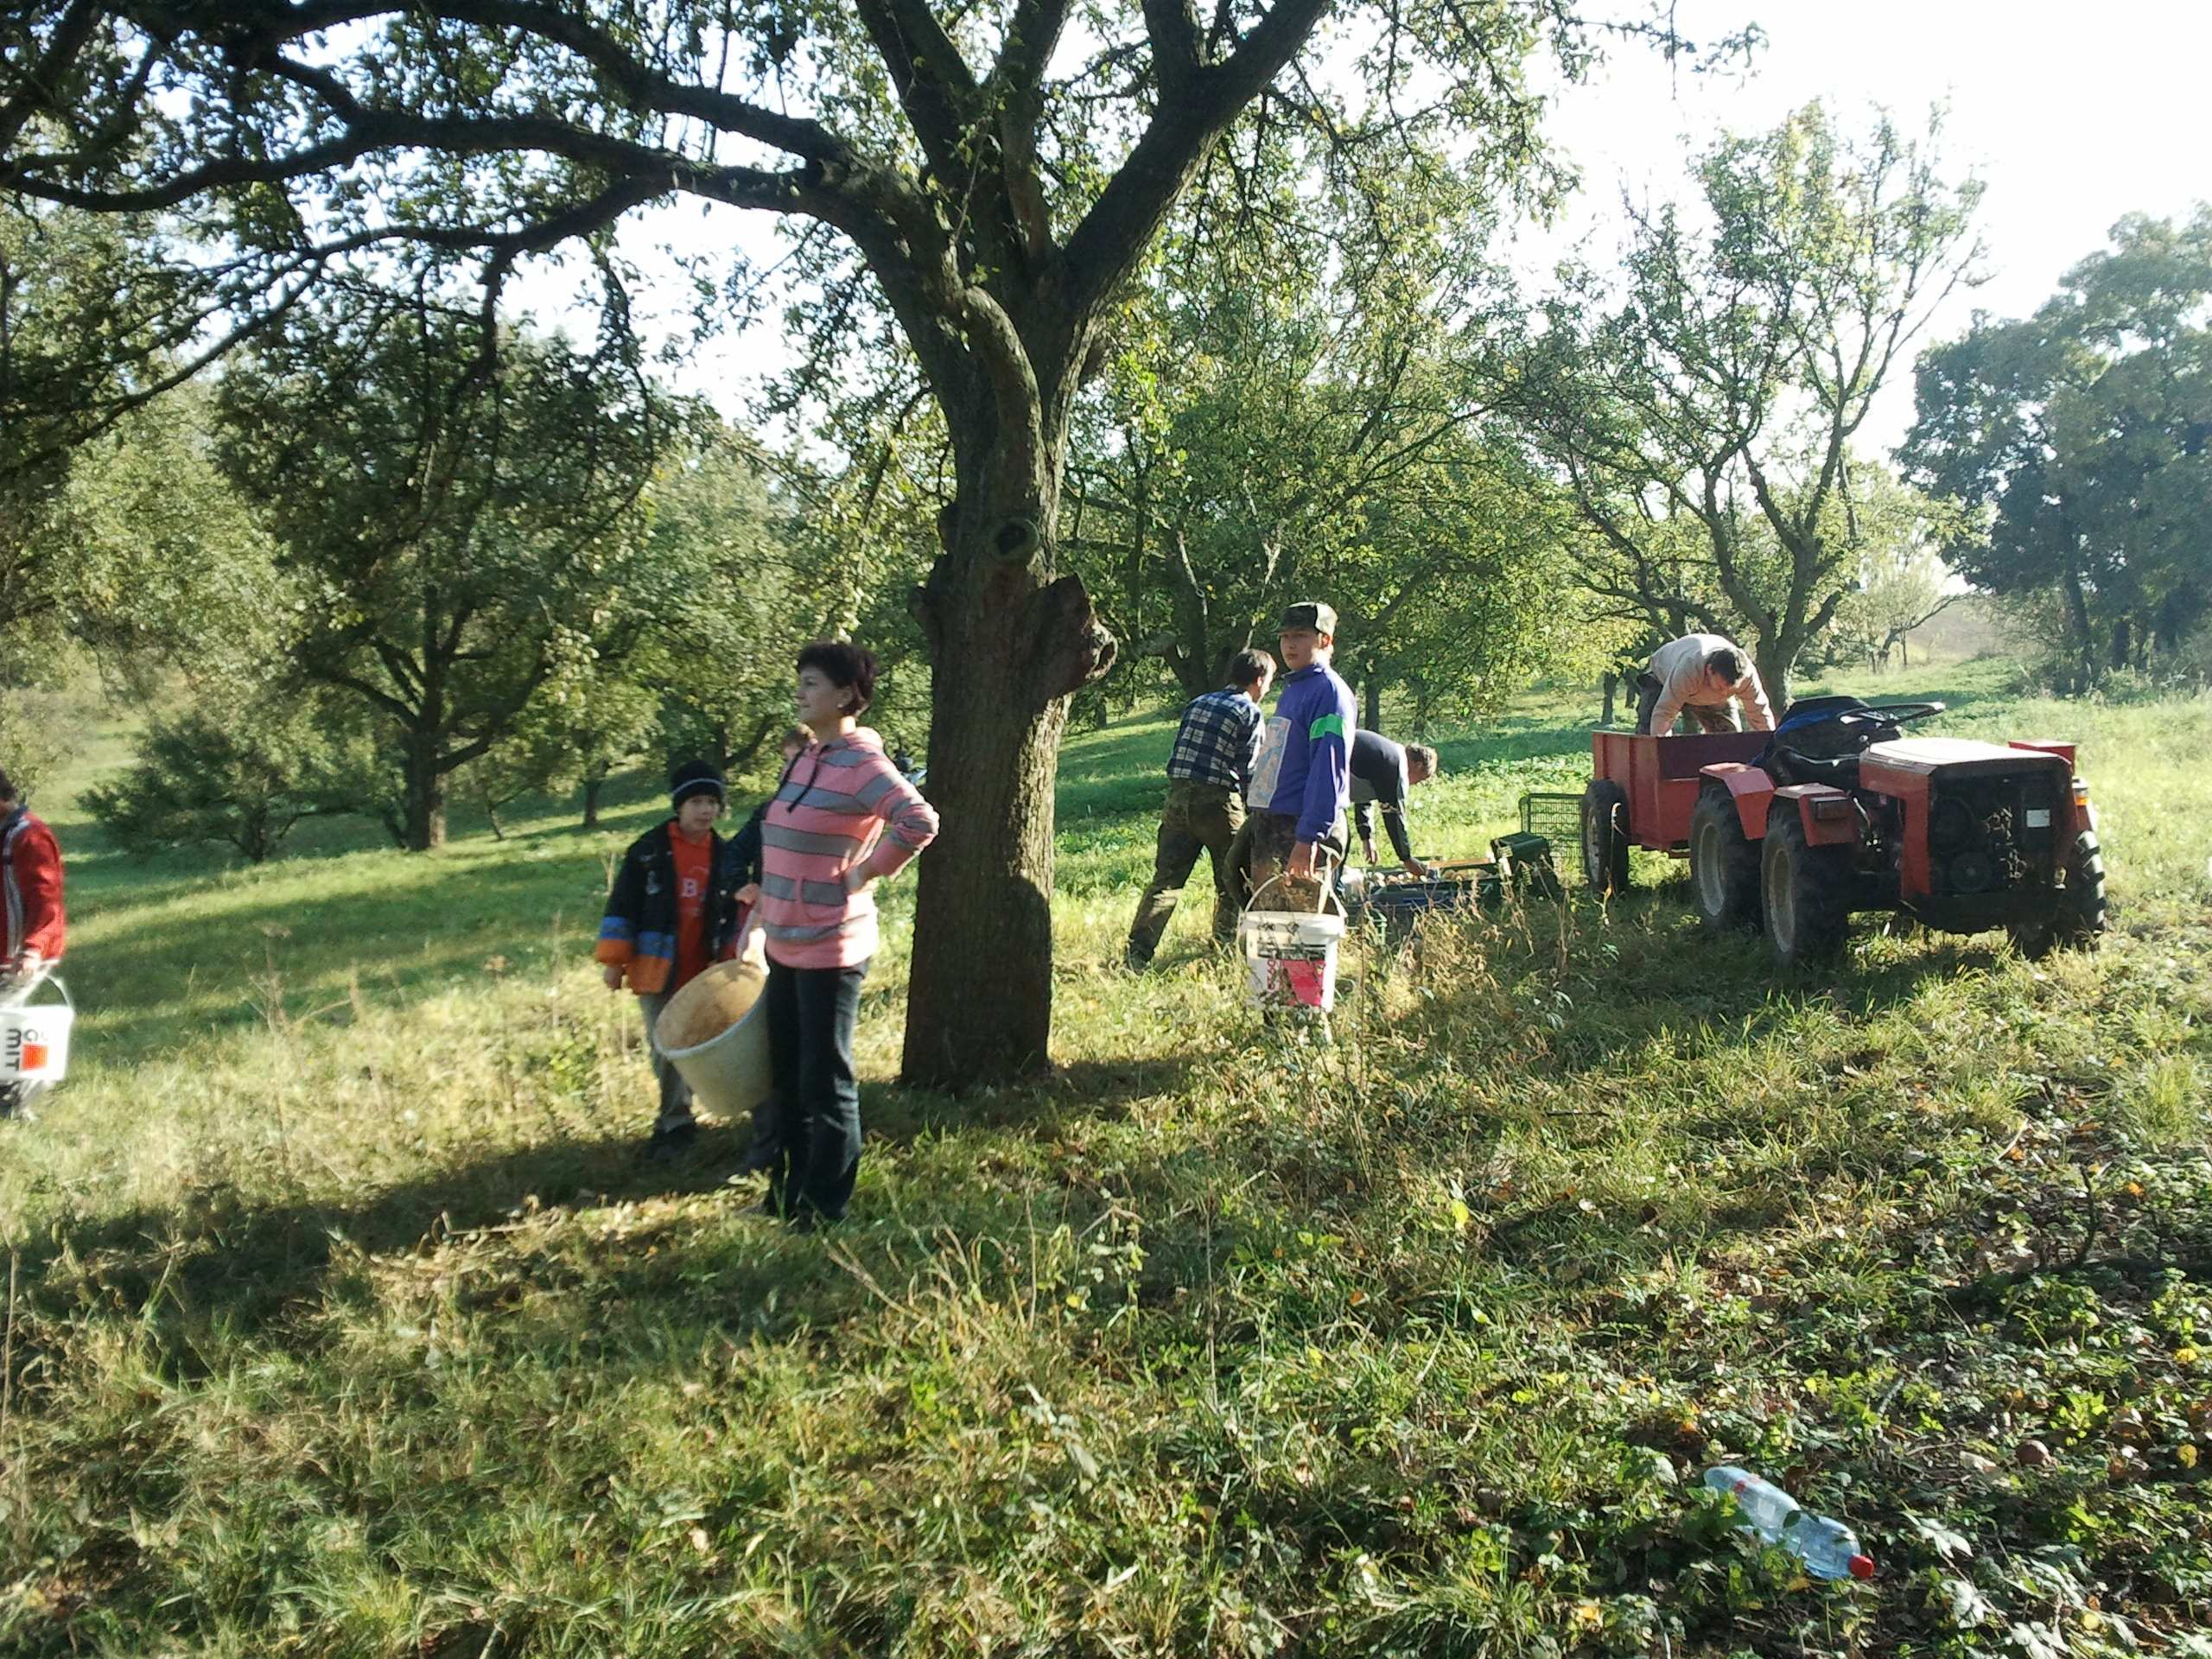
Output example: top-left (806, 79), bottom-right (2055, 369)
top-left (1690, 783), bottom-right (1761, 933)
top-left (1762, 804), bottom-right (1853, 966)
top-left (1581, 779), bottom-right (1630, 895)
top-left (2009, 826), bottom-right (2109, 959)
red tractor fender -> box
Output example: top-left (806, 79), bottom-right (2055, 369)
top-left (1700, 761), bottom-right (1775, 840)
top-left (1774, 783), bottom-right (1860, 846)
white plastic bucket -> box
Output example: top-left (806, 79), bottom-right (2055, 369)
top-left (1240, 878), bottom-right (1346, 1014)
top-left (0, 972), bottom-right (73, 1084)
top-left (655, 925), bottom-right (772, 1116)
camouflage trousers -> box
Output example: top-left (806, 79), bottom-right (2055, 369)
top-left (1125, 781), bottom-right (1245, 967)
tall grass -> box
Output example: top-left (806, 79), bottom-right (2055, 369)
top-left (3, 668), bottom-right (2208, 1656)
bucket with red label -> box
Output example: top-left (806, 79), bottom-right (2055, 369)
top-left (1239, 878), bottom-right (1346, 1014)
top-left (0, 973), bottom-right (73, 1084)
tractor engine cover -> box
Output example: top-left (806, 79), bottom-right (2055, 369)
top-left (1857, 737), bottom-right (2075, 923)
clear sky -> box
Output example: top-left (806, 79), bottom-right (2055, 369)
top-left (529, 1), bottom-right (2211, 454)
top-left (1520, 0), bottom-right (2212, 449)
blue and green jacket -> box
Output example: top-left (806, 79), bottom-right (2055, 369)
top-left (1263, 663), bottom-right (1358, 844)
top-left (595, 820), bottom-right (746, 995)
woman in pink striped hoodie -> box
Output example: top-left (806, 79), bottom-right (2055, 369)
top-left (736, 641), bottom-right (938, 1228)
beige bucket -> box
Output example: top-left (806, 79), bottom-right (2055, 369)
top-left (654, 926), bottom-right (772, 1116)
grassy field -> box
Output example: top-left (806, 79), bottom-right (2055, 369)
top-left (3, 663), bottom-right (2209, 1656)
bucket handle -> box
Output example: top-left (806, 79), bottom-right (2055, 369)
top-left (1244, 868), bottom-right (1346, 920)
top-left (0, 967), bottom-right (67, 1012)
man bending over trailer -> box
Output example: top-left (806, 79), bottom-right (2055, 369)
top-left (1637, 634), bottom-right (1776, 737)
top-left (1351, 730), bottom-right (1438, 879)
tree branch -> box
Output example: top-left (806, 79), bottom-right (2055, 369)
top-left (851, 0), bottom-right (984, 181)
top-left (388, 0), bottom-right (859, 166)
top-left (0, 0), bottom-right (100, 156)
top-left (1059, 0), bottom-right (1331, 325)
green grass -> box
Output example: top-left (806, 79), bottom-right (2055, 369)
top-left (3, 666), bottom-right (2210, 1656)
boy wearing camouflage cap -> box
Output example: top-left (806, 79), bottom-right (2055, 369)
top-left (1244, 601), bottom-right (1357, 907)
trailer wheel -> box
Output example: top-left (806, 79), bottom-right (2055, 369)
top-left (1762, 804), bottom-right (1853, 966)
top-left (2009, 827), bottom-right (2109, 959)
top-left (1690, 783), bottom-right (1762, 934)
top-left (1581, 779), bottom-right (1630, 895)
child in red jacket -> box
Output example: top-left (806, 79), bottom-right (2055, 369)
top-left (2, 766), bottom-right (66, 1120)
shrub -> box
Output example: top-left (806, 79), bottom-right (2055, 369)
top-left (83, 695), bottom-right (388, 861)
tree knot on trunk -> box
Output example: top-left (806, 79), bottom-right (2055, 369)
top-left (1027, 573), bottom-right (1116, 700)
top-left (993, 516), bottom-right (1040, 563)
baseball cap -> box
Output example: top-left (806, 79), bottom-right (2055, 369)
top-left (1278, 601), bottom-right (1338, 635)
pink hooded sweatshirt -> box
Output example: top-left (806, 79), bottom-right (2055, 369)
top-left (755, 728), bottom-right (938, 969)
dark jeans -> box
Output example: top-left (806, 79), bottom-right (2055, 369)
top-left (1635, 671), bottom-right (1739, 736)
top-left (635, 989), bottom-right (696, 1135)
top-left (764, 957), bottom-right (869, 1222)
top-left (1126, 780), bottom-right (1245, 965)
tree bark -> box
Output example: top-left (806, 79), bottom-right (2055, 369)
top-left (2060, 551), bottom-right (2096, 690)
top-left (1363, 677), bottom-right (1382, 733)
top-left (901, 391), bottom-right (1113, 1087)
top-left (1754, 645), bottom-right (1793, 717)
top-left (1600, 671), bottom-right (1617, 727)
top-left (402, 730), bottom-right (448, 851)
top-left (581, 772), bottom-right (603, 830)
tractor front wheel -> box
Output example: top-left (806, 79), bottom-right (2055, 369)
top-left (2009, 826), bottom-right (2109, 959)
top-left (1581, 779), bottom-right (1630, 895)
top-left (1762, 804), bottom-right (1853, 966)
top-left (1690, 783), bottom-right (1762, 933)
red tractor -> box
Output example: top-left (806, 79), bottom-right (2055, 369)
top-left (1580, 697), bottom-right (2108, 964)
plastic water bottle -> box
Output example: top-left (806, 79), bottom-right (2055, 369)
top-left (1702, 1465), bottom-right (1874, 1580)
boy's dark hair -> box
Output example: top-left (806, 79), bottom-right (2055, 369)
top-left (1224, 647), bottom-right (1274, 690)
top-left (0, 766), bottom-right (15, 801)
top-left (1705, 646), bottom-right (1747, 684)
top-left (1406, 743), bottom-right (1440, 779)
top-left (797, 640), bottom-right (879, 715)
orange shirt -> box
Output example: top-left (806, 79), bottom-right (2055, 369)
top-left (670, 824), bottom-right (714, 988)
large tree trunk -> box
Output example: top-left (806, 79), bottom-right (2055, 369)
top-left (1363, 677), bottom-right (1381, 732)
top-left (1600, 671), bottom-right (1617, 727)
top-left (901, 399), bottom-right (1113, 1088)
top-left (402, 730), bottom-right (448, 851)
top-left (1169, 652), bottom-right (1214, 701)
top-left (580, 772), bottom-right (603, 830)
top-left (2060, 553), bottom-right (2096, 690)
top-left (1754, 641), bottom-right (1794, 717)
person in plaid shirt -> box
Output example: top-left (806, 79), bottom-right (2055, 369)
top-left (1125, 648), bottom-right (1275, 969)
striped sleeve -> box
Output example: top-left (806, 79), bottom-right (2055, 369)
top-left (858, 756), bottom-right (940, 880)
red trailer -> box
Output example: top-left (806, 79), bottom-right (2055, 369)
top-left (1580, 728), bottom-right (1769, 889)
top-left (1580, 701), bottom-right (2107, 965)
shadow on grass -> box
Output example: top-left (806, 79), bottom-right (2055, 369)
top-left (24, 1043), bottom-right (1204, 1357)
top-left (868, 1051), bottom-right (1197, 1146)
top-left (25, 1121), bottom-right (758, 1345)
